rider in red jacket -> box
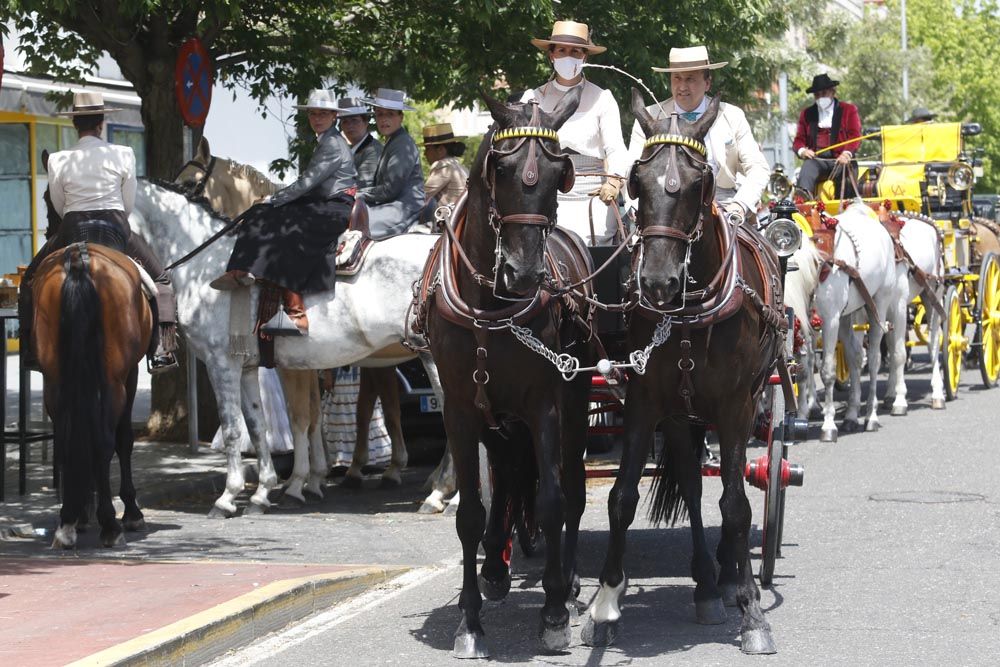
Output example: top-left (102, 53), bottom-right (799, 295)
top-left (792, 73), bottom-right (862, 198)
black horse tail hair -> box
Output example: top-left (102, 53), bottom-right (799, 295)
top-left (56, 244), bottom-right (110, 522)
top-left (646, 438), bottom-right (690, 527)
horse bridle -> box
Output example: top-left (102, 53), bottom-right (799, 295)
top-left (174, 155), bottom-right (218, 199)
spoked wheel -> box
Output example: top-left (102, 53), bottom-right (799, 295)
top-left (758, 383), bottom-right (784, 587)
top-left (977, 253), bottom-right (1000, 387)
top-left (943, 285), bottom-right (965, 400)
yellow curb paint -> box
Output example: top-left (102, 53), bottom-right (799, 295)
top-left (68, 566), bottom-right (407, 667)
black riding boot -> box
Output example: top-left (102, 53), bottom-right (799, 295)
top-left (126, 233), bottom-right (179, 374)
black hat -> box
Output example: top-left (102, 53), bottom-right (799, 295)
top-left (806, 73), bottom-right (840, 94)
top-left (907, 107), bottom-right (937, 124)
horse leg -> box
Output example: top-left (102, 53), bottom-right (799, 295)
top-left (583, 382), bottom-right (657, 647)
top-left (818, 310), bottom-right (843, 442)
top-left (97, 383), bottom-right (126, 548)
top-left (417, 351), bottom-right (457, 512)
top-left (204, 356), bottom-right (250, 518)
top-left (717, 405), bottom-right (776, 654)
top-left (840, 318), bottom-right (865, 432)
top-left (886, 285), bottom-right (911, 416)
top-left (863, 308), bottom-right (887, 431)
top-left (343, 370), bottom-right (371, 489)
top-left (560, 374), bottom-right (590, 616)
top-left (51, 396), bottom-right (80, 549)
top-left (371, 367), bottom-right (407, 487)
top-left (527, 402), bottom-right (570, 652)
top-left (116, 365), bottom-right (145, 531)
top-left (667, 418), bottom-right (726, 624)
top-left (448, 408), bottom-right (489, 659)
top-left (478, 432), bottom-right (516, 602)
top-left (305, 377), bottom-right (328, 498)
top-left (276, 369), bottom-right (313, 504)
top-left (243, 367), bottom-right (278, 512)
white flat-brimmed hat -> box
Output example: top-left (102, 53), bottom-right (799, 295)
top-left (652, 46), bottom-right (728, 73)
top-left (362, 88), bottom-right (416, 112)
top-left (58, 91), bottom-right (121, 116)
top-left (336, 97), bottom-right (371, 117)
top-left (294, 89), bottom-right (339, 111)
top-left (530, 20), bottom-right (606, 55)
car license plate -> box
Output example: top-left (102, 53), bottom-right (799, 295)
top-left (420, 395), bottom-right (442, 413)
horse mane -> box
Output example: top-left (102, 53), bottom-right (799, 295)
top-left (225, 160), bottom-right (279, 195)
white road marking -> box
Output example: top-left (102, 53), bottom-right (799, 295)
top-left (209, 552), bottom-right (462, 666)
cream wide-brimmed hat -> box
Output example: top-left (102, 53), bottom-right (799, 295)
top-left (422, 123), bottom-right (466, 146)
top-left (530, 20), bottom-right (606, 55)
top-left (651, 46), bottom-right (728, 73)
top-left (58, 91), bottom-right (122, 116)
top-left (336, 97), bottom-right (371, 117)
top-left (362, 88), bottom-right (416, 112)
top-left (294, 89), bottom-right (339, 111)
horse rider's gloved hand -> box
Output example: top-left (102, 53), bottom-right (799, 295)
top-left (595, 176), bottom-right (624, 204)
top-left (721, 199), bottom-right (749, 224)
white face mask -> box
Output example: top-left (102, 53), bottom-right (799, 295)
top-left (816, 96), bottom-right (834, 111)
top-left (553, 56), bottom-right (584, 80)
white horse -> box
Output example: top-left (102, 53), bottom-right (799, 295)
top-left (784, 235), bottom-right (823, 419)
top-left (812, 203), bottom-right (907, 441)
top-left (131, 181), bottom-right (447, 516)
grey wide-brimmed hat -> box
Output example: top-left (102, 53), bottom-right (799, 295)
top-left (336, 97), bottom-right (371, 117)
top-left (907, 107), bottom-right (937, 124)
top-left (58, 91), bottom-right (122, 116)
top-left (294, 89), bottom-right (339, 111)
top-left (362, 88), bottom-right (416, 112)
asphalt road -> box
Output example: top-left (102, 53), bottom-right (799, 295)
top-left (193, 359), bottom-right (1000, 666)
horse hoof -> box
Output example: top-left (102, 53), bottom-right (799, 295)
top-left (841, 419), bottom-right (861, 434)
top-left (418, 500), bottom-right (445, 514)
top-left (101, 529), bottom-right (125, 548)
top-left (720, 583), bottom-right (738, 607)
top-left (340, 475), bottom-right (363, 490)
top-left (538, 618), bottom-right (571, 652)
top-left (444, 500), bottom-right (459, 516)
top-left (452, 619), bottom-right (489, 659)
top-left (820, 427), bottom-right (838, 442)
top-left (379, 476), bottom-right (402, 489)
top-left (478, 572), bottom-right (511, 601)
top-left (122, 518), bottom-right (146, 532)
top-left (580, 614), bottom-right (619, 647)
top-left (890, 405), bottom-right (907, 416)
top-left (695, 597), bottom-right (726, 625)
top-left (931, 398), bottom-right (946, 410)
top-left (303, 485), bottom-right (325, 499)
top-left (244, 501), bottom-right (268, 516)
top-left (207, 505), bottom-right (233, 519)
top-left (865, 419), bottom-right (880, 432)
top-left (741, 627), bottom-right (778, 655)
top-left (281, 491), bottom-right (307, 507)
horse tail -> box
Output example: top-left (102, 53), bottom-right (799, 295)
top-left (646, 435), bottom-right (690, 527)
top-left (56, 244), bottom-right (111, 519)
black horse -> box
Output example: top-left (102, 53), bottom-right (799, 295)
top-left (421, 87), bottom-right (598, 657)
top-left (582, 92), bottom-right (786, 654)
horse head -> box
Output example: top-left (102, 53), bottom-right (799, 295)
top-left (174, 137), bottom-right (278, 218)
top-left (478, 87), bottom-right (580, 296)
top-left (630, 88), bottom-right (719, 307)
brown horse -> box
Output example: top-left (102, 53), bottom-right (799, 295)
top-left (583, 93), bottom-right (786, 654)
top-left (421, 88), bottom-right (596, 657)
top-left (33, 241), bottom-right (153, 548)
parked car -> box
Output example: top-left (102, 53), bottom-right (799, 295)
top-left (395, 359), bottom-right (446, 440)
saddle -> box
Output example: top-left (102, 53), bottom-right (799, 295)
top-left (334, 198), bottom-right (374, 276)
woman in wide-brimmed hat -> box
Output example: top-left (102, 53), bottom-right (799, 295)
top-left (421, 123), bottom-right (469, 218)
top-left (211, 89), bottom-right (358, 336)
top-left (522, 19), bottom-right (629, 246)
top-left (356, 88), bottom-right (426, 238)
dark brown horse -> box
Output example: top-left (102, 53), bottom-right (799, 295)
top-left (582, 92), bottom-right (786, 654)
top-left (33, 240), bottom-right (153, 549)
top-left (420, 88), bottom-right (597, 657)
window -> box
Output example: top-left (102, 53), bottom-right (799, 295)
top-left (107, 124), bottom-right (146, 177)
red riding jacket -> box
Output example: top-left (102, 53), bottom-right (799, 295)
top-left (793, 100), bottom-right (862, 157)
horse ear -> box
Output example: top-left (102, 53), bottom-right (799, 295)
top-left (689, 96), bottom-right (721, 141)
top-left (632, 87), bottom-right (657, 140)
top-left (41, 149), bottom-right (50, 174)
top-left (480, 89), bottom-right (519, 128)
top-left (542, 85), bottom-right (582, 131)
top-left (196, 136), bottom-right (211, 162)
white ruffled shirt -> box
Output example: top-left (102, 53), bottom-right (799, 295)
top-left (521, 78), bottom-right (630, 178)
top-left (47, 135), bottom-right (137, 217)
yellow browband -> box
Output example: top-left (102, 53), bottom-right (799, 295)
top-left (492, 126), bottom-right (560, 144)
top-left (643, 133), bottom-right (707, 157)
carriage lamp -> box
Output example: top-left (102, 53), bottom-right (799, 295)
top-left (947, 162), bottom-right (975, 191)
top-left (767, 165), bottom-right (793, 200)
top-left (961, 122), bottom-right (982, 136)
top-left (764, 217), bottom-right (802, 258)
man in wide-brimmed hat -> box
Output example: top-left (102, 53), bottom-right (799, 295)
top-left (906, 107), bottom-right (937, 124)
top-left (792, 73), bottom-right (862, 197)
top-left (212, 88), bottom-right (358, 336)
top-left (421, 122), bottom-right (468, 217)
top-left (20, 91), bottom-right (179, 372)
top-left (522, 19), bottom-right (629, 246)
top-left (357, 88), bottom-right (425, 238)
top-left (627, 45), bottom-right (770, 222)
top-left (337, 96), bottom-right (382, 189)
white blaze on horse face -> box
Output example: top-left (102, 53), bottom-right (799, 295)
top-left (587, 579), bottom-right (626, 624)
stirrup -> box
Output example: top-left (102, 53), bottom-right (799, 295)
top-left (147, 352), bottom-right (179, 375)
top-left (261, 309), bottom-right (307, 337)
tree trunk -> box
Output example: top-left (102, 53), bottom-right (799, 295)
top-left (135, 56), bottom-right (220, 441)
